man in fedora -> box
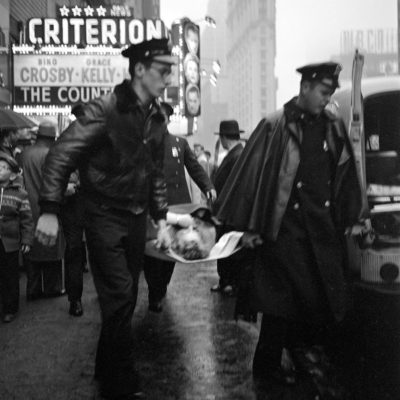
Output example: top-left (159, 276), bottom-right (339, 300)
top-left (215, 62), bottom-right (365, 394)
top-left (22, 121), bottom-right (65, 301)
top-left (211, 120), bottom-right (245, 295)
top-left (34, 38), bottom-right (176, 399)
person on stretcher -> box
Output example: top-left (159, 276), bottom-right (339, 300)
top-left (149, 206), bottom-right (217, 260)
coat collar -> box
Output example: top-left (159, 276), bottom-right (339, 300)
top-left (114, 79), bottom-right (161, 116)
top-left (283, 97), bottom-right (345, 156)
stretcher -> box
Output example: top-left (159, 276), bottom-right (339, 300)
top-left (145, 231), bottom-right (243, 263)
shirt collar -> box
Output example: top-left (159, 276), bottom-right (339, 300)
top-left (284, 97), bottom-right (323, 124)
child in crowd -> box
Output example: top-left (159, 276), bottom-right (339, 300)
top-left (0, 153), bottom-right (33, 323)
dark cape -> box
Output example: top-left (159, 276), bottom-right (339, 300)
top-left (215, 101), bottom-right (363, 322)
top-left (214, 110), bottom-right (362, 239)
top-left (213, 142), bottom-right (244, 195)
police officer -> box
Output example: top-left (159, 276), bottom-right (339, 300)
top-left (144, 102), bottom-right (216, 312)
top-left (215, 62), bottom-right (363, 391)
top-left (35, 38), bottom-right (176, 399)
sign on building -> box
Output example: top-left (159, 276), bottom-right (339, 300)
top-left (182, 19), bottom-right (200, 117)
top-left (13, 5), bottom-right (169, 109)
top-left (13, 53), bottom-right (129, 105)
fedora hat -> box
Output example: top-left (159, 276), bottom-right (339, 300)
top-left (37, 121), bottom-right (56, 138)
top-left (214, 120), bottom-right (244, 136)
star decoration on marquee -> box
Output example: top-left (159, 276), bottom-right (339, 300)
top-left (96, 6), bottom-right (107, 17)
top-left (71, 5), bottom-right (82, 17)
top-left (59, 5), bottom-right (70, 17)
top-left (84, 5), bottom-right (94, 17)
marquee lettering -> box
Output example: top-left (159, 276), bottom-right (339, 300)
top-left (27, 18), bottom-right (168, 46)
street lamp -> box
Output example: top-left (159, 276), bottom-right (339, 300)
top-left (200, 59), bottom-right (221, 87)
top-left (209, 73), bottom-right (217, 86)
top-left (204, 16), bottom-right (216, 28)
top-left (192, 15), bottom-right (216, 28)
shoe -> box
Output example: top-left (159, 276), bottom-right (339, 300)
top-left (210, 284), bottom-right (236, 296)
top-left (253, 347), bottom-right (297, 386)
top-left (210, 283), bottom-right (222, 292)
top-left (293, 346), bottom-right (347, 399)
top-left (3, 313), bottom-right (16, 323)
top-left (148, 300), bottom-right (162, 313)
top-left (43, 290), bottom-right (66, 298)
top-left (69, 300), bottom-right (83, 317)
top-left (222, 285), bottom-right (235, 296)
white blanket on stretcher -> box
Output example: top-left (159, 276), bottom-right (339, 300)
top-left (145, 231), bottom-right (244, 264)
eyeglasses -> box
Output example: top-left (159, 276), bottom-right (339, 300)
top-left (150, 63), bottom-right (172, 79)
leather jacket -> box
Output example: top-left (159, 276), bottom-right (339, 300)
top-left (39, 80), bottom-right (168, 221)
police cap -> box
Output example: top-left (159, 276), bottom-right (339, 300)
top-left (296, 61), bottom-right (342, 89)
top-left (121, 38), bottom-right (177, 65)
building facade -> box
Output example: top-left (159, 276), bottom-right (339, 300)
top-left (0, 0), bottom-right (160, 108)
top-left (196, 0), bottom-right (229, 153)
top-left (226, 0), bottom-right (276, 134)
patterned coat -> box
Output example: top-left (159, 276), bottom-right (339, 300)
top-left (0, 181), bottom-right (34, 252)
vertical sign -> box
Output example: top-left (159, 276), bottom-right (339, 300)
top-left (182, 19), bottom-right (200, 117)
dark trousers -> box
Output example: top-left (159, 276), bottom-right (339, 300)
top-left (0, 241), bottom-right (19, 314)
top-left (26, 259), bottom-right (63, 297)
top-left (143, 256), bottom-right (175, 302)
top-left (60, 195), bottom-right (84, 302)
top-left (253, 314), bottom-right (288, 372)
top-left (84, 201), bottom-right (146, 398)
top-left (216, 250), bottom-right (244, 288)
top-left (254, 313), bottom-right (334, 371)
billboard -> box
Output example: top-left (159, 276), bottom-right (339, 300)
top-left (13, 7), bottom-right (169, 108)
top-left (13, 53), bottom-right (129, 105)
top-left (182, 19), bottom-right (200, 117)
top-left (336, 28), bottom-right (398, 80)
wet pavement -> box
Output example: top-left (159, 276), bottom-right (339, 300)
top-left (0, 261), bottom-right (397, 399)
top-left (0, 261), bottom-right (258, 400)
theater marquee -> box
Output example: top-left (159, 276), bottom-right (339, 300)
top-left (13, 6), bottom-right (169, 109)
top-left (13, 53), bottom-right (129, 105)
top-left (27, 18), bottom-right (167, 46)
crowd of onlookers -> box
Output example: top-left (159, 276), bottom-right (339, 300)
top-left (0, 114), bottom-right (244, 323)
top-left (0, 120), bottom-right (88, 323)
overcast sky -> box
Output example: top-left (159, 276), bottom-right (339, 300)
top-left (160, 0), bottom-right (397, 106)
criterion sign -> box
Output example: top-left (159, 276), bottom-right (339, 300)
top-left (13, 6), bottom-right (168, 107)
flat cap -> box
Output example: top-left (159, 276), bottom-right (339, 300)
top-left (296, 61), bottom-right (342, 89)
top-left (0, 151), bottom-right (19, 173)
top-left (122, 38), bottom-right (177, 65)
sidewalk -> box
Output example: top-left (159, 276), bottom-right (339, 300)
top-left (0, 261), bottom-right (264, 400)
